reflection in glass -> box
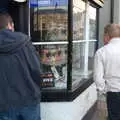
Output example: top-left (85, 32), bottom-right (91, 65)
top-left (73, 0), bottom-right (85, 40)
top-left (89, 6), bottom-right (96, 39)
top-left (30, 0), bottom-right (68, 42)
top-left (72, 41), bottom-right (96, 87)
top-left (72, 0), bottom-right (97, 88)
top-left (30, 0), bottom-right (68, 89)
top-left (35, 44), bottom-right (68, 89)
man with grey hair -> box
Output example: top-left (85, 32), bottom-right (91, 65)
top-left (94, 24), bottom-right (120, 120)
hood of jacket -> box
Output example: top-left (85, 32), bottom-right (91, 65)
top-left (0, 29), bottom-right (30, 54)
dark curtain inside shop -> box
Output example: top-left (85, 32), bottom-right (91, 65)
top-left (0, 0), bottom-right (9, 12)
top-left (8, 1), bottom-right (22, 32)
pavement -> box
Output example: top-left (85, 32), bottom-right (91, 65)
top-left (90, 97), bottom-right (108, 120)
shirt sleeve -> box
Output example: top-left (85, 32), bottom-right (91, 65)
top-left (93, 51), bottom-right (106, 94)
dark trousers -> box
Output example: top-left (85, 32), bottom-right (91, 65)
top-left (107, 92), bottom-right (120, 120)
top-left (0, 103), bottom-right (41, 120)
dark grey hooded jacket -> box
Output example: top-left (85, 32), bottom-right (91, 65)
top-left (0, 29), bottom-right (41, 111)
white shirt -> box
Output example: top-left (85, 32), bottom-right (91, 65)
top-left (94, 37), bottom-right (120, 93)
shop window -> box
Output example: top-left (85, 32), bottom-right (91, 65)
top-left (31, 0), bottom-right (68, 42)
top-left (30, 0), bottom-right (97, 90)
top-left (72, 0), bottom-right (97, 88)
top-left (30, 0), bottom-right (68, 89)
top-left (73, 0), bottom-right (85, 40)
top-left (29, 0), bottom-right (100, 101)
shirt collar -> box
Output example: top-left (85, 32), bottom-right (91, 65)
top-left (109, 37), bottom-right (120, 44)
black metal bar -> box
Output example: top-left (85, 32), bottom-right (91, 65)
top-left (96, 8), bottom-right (99, 50)
top-left (67, 0), bottom-right (73, 91)
top-left (110, 0), bottom-right (114, 23)
top-left (41, 78), bottom-right (93, 102)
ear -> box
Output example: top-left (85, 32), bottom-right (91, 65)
top-left (104, 35), bottom-right (110, 45)
top-left (7, 23), bottom-right (14, 32)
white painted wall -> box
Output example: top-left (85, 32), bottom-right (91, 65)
top-left (99, 0), bottom-right (120, 47)
top-left (114, 0), bottom-right (120, 24)
top-left (41, 83), bottom-right (97, 120)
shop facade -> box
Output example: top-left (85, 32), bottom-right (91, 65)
top-left (1, 0), bottom-right (104, 120)
top-left (29, 0), bottom-right (103, 102)
top-left (29, 1), bottom-right (103, 119)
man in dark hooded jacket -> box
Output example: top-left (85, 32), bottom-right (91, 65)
top-left (0, 13), bottom-right (41, 120)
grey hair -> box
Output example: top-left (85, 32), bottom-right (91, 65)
top-left (104, 24), bottom-right (120, 38)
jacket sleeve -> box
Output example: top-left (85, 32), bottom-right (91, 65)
top-left (23, 41), bottom-right (42, 87)
top-left (93, 50), bottom-right (106, 94)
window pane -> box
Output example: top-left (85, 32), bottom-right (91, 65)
top-left (89, 6), bottom-right (96, 39)
top-left (30, 0), bottom-right (68, 89)
top-left (72, 1), bottom-right (97, 88)
top-left (72, 41), bottom-right (96, 87)
top-left (73, 0), bottom-right (85, 40)
top-left (30, 0), bottom-right (68, 42)
top-left (35, 44), bottom-right (68, 89)
top-left (88, 41), bottom-right (96, 70)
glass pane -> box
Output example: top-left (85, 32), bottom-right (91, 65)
top-left (30, 0), bottom-right (68, 42)
top-left (30, 0), bottom-right (68, 89)
top-left (72, 41), bottom-right (96, 87)
top-left (73, 0), bottom-right (85, 40)
top-left (88, 41), bottom-right (96, 70)
top-left (72, 1), bottom-right (97, 88)
top-left (35, 44), bottom-right (68, 89)
top-left (89, 6), bottom-right (96, 39)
